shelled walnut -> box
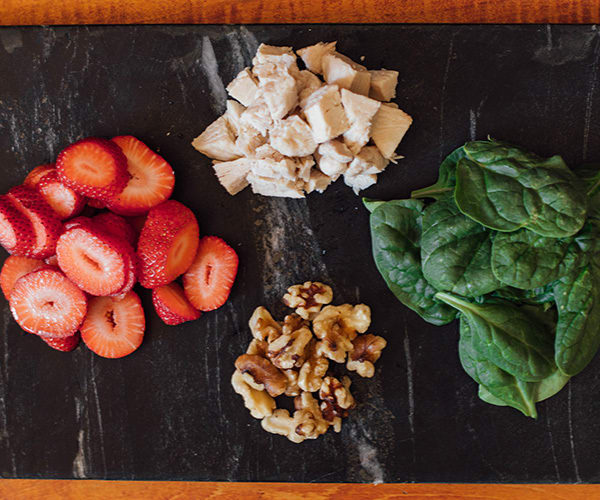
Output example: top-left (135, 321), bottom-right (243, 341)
top-left (232, 281), bottom-right (386, 443)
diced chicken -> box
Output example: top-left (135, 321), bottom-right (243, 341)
top-left (252, 44), bottom-right (299, 75)
top-left (302, 85), bottom-right (350, 143)
top-left (192, 116), bottom-right (240, 162)
top-left (212, 158), bottom-right (252, 195)
top-left (317, 139), bottom-right (353, 163)
top-left (382, 102), bottom-right (399, 108)
top-left (296, 70), bottom-right (324, 107)
top-left (322, 52), bottom-right (371, 96)
top-left (315, 152), bottom-right (348, 182)
top-left (250, 156), bottom-right (298, 182)
top-left (343, 172), bottom-right (377, 194)
top-left (296, 155), bottom-right (315, 182)
top-left (258, 70), bottom-right (298, 121)
top-left (247, 172), bottom-right (305, 198)
top-left (370, 105), bottom-right (413, 159)
top-left (254, 143), bottom-right (285, 161)
top-left (340, 89), bottom-right (381, 154)
top-left (226, 68), bottom-right (259, 107)
top-left (270, 115), bottom-right (317, 157)
top-left (305, 169), bottom-right (332, 194)
top-left (235, 124), bottom-right (267, 157)
top-left (368, 70), bottom-right (399, 102)
top-left (297, 42), bottom-right (337, 74)
top-left (224, 100), bottom-right (246, 136)
top-left (346, 146), bottom-right (389, 176)
top-left (240, 96), bottom-right (273, 136)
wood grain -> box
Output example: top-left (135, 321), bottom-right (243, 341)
top-left (0, 0), bottom-right (599, 25)
top-left (0, 480), bottom-right (597, 499)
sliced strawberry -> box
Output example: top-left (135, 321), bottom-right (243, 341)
top-left (23, 164), bottom-right (55, 188)
top-left (37, 171), bottom-right (85, 220)
top-left (183, 236), bottom-right (238, 311)
top-left (110, 250), bottom-right (138, 299)
top-left (137, 200), bottom-right (199, 288)
top-left (80, 291), bottom-right (145, 358)
top-left (63, 216), bottom-right (92, 231)
top-left (56, 225), bottom-right (133, 296)
top-left (0, 195), bottom-right (35, 256)
top-left (152, 282), bottom-right (201, 325)
top-left (87, 198), bottom-right (106, 209)
top-left (107, 136), bottom-right (175, 216)
top-left (40, 331), bottom-right (80, 352)
top-left (7, 186), bottom-right (63, 259)
top-left (56, 138), bottom-right (128, 202)
top-left (0, 256), bottom-right (47, 300)
top-left (92, 212), bottom-right (136, 247)
top-left (9, 267), bottom-right (87, 337)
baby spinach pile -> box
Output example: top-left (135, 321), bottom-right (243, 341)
top-left (365, 139), bottom-right (600, 418)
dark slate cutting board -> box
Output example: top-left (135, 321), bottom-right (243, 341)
top-left (0, 24), bottom-right (599, 483)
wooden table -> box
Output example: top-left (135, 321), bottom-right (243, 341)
top-left (1, 0), bottom-right (599, 498)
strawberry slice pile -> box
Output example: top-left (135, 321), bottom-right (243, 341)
top-left (0, 135), bottom-right (238, 359)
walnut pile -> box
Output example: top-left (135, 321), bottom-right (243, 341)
top-left (231, 281), bottom-right (387, 443)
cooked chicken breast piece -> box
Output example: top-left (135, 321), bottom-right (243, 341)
top-left (252, 44), bottom-right (299, 75)
top-left (322, 52), bottom-right (371, 96)
top-left (317, 139), bottom-right (353, 163)
top-left (226, 68), bottom-right (259, 107)
top-left (191, 116), bottom-right (241, 161)
top-left (346, 146), bottom-right (389, 176)
top-left (305, 169), bottom-right (332, 194)
top-left (370, 105), bottom-right (413, 159)
top-left (302, 85), bottom-right (350, 143)
top-left (247, 172), bottom-right (305, 198)
top-left (250, 156), bottom-right (298, 181)
top-left (235, 124), bottom-right (267, 157)
top-left (296, 70), bottom-right (324, 107)
top-left (240, 95), bottom-right (274, 136)
top-left (343, 172), bottom-right (377, 194)
top-left (368, 69), bottom-right (399, 102)
top-left (297, 41), bottom-right (337, 74)
top-left (315, 152), bottom-right (348, 182)
top-left (340, 89), bottom-right (381, 154)
top-left (224, 100), bottom-right (246, 136)
top-left (296, 155), bottom-right (315, 182)
top-left (212, 158), bottom-right (252, 195)
top-left (270, 115), bottom-right (318, 157)
top-left (255, 66), bottom-right (298, 121)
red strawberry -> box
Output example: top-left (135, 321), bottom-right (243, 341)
top-left (137, 200), bottom-right (199, 288)
top-left (63, 216), bottom-right (92, 231)
top-left (56, 225), bottom-right (134, 296)
top-left (56, 138), bottom-right (128, 202)
top-left (37, 171), bottom-right (86, 220)
top-left (0, 195), bottom-right (35, 256)
top-left (80, 291), bottom-right (145, 358)
top-left (7, 186), bottom-right (62, 259)
top-left (87, 198), bottom-right (106, 209)
top-left (183, 236), bottom-right (238, 311)
top-left (40, 331), bottom-right (80, 352)
top-left (92, 212), bottom-right (136, 247)
top-left (0, 256), bottom-right (47, 299)
top-left (23, 164), bottom-right (55, 188)
top-left (9, 267), bottom-right (87, 337)
top-left (107, 136), bottom-right (175, 216)
top-left (152, 282), bottom-right (201, 325)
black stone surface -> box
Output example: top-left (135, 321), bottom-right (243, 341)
top-left (0, 24), bottom-right (599, 483)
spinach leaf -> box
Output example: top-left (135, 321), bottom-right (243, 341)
top-left (363, 198), bottom-right (386, 213)
top-left (435, 292), bottom-right (555, 381)
top-left (492, 284), bottom-right (555, 305)
top-left (369, 200), bottom-right (457, 325)
top-left (411, 146), bottom-right (466, 199)
top-left (454, 140), bottom-right (588, 237)
top-left (459, 317), bottom-right (537, 417)
top-left (553, 261), bottom-right (600, 375)
top-left (420, 195), bottom-right (501, 297)
top-left (491, 229), bottom-right (584, 290)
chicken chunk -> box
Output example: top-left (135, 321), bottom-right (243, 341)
top-left (270, 115), bottom-right (318, 157)
top-left (224, 100), bottom-right (246, 136)
top-left (250, 156), bottom-right (298, 181)
top-left (235, 124), bottom-right (267, 157)
top-left (305, 169), bottom-right (332, 194)
top-left (258, 70), bottom-right (298, 121)
top-left (191, 116), bottom-right (240, 161)
top-left (322, 52), bottom-right (371, 96)
top-left (368, 70), bottom-right (399, 102)
top-left (317, 139), bottom-right (353, 163)
top-left (212, 158), bottom-right (252, 195)
top-left (297, 70), bottom-right (324, 107)
top-left (340, 89), bottom-right (381, 154)
top-left (296, 155), bottom-right (315, 182)
top-left (302, 85), bottom-right (350, 144)
top-left (297, 41), bottom-right (337, 74)
top-left (247, 172), bottom-right (305, 198)
top-left (226, 68), bottom-right (259, 107)
top-left (315, 153), bottom-right (348, 182)
top-left (252, 44), bottom-right (299, 75)
top-left (343, 172), bottom-right (377, 194)
top-left (370, 105), bottom-right (413, 159)
top-left (346, 146), bottom-right (389, 176)
top-left (240, 95), bottom-right (274, 136)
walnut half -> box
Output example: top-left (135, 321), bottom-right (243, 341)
top-left (231, 370), bottom-right (276, 419)
top-left (235, 354), bottom-right (287, 397)
top-left (283, 281), bottom-right (333, 320)
top-left (319, 376), bottom-right (355, 432)
top-left (346, 334), bottom-right (387, 378)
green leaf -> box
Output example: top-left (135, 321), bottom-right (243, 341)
top-left (411, 146), bottom-right (466, 199)
top-left (435, 292), bottom-right (555, 381)
top-left (454, 140), bottom-right (588, 238)
top-left (369, 200), bottom-right (457, 326)
top-left (363, 198), bottom-right (386, 213)
top-left (492, 284), bottom-right (555, 305)
top-left (420, 194), bottom-right (501, 297)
